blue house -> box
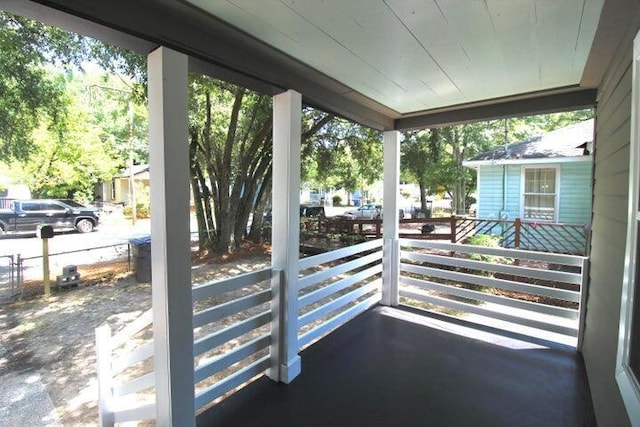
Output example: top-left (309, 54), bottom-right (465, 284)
top-left (464, 119), bottom-right (594, 226)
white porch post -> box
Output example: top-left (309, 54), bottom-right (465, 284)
top-left (148, 47), bottom-right (194, 426)
top-left (268, 90), bottom-right (302, 384)
top-left (382, 130), bottom-right (400, 306)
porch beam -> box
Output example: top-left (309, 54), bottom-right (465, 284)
top-left (148, 47), bottom-right (194, 426)
top-left (396, 88), bottom-right (597, 130)
top-left (269, 90), bottom-right (302, 383)
top-left (382, 130), bottom-right (400, 306)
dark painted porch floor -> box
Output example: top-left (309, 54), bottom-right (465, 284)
top-left (197, 306), bottom-right (596, 427)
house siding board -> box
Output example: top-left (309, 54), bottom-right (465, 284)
top-left (476, 165), bottom-right (523, 220)
top-left (583, 37), bottom-right (633, 426)
top-left (476, 165), bottom-right (504, 219)
top-left (558, 162), bottom-right (592, 224)
top-left (506, 165), bottom-right (520, 219)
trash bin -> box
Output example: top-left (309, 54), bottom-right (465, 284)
top-left (129, 235), bottom-right (152, 283)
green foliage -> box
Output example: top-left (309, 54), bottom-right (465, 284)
top-left (0, 12), bottom-right (80, 160)
top-left (301, 111), bottom-right (383, 197)
top-left (467, 234), bottom-right (510, 265)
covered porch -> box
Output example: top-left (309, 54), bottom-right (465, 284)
top-left (197, 305), bottom-right (595, 427)
top-left (4, 1), bottom-right (640, 426)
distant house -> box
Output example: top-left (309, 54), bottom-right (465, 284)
top-left (94, 164), bottom-right (150, 205)
top-left (463, 119), bottom-right (594, 226)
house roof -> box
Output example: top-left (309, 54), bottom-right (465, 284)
top-left (5, 1), bottom-right (639, 131)
top-left (464, 119), bottom-right (594, 166)
top-left (120, 164), bottom-right (149, 178)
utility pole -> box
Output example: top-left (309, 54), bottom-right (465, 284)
top-left (88, 84), bottom-right (137, 225)
top-left (128, 100), bottom-right (137, 225)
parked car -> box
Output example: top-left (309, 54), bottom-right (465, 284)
top-left (300, 204), bottom-right (326, 218)
top-left (263, 204), bottom-right (326, 224)
top-left (0, 199), bottom-right (100, 235)
top-left (345, 203), bottom-right (382, 219)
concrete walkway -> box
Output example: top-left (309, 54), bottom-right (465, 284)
top-left (0, 371), bottom-right (61, 427)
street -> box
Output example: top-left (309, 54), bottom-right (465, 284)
top-left (0, 217), bottom-right (154, 284)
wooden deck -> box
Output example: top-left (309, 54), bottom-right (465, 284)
top-left (197, 305), bottom-right (595, 427)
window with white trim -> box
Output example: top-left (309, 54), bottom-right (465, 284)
top-left (617, 29), bottom-right (640, 425)
top-left (522, 167), bottom-right (558, 221)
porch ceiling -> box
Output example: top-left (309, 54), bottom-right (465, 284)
top-left (187, 0), bottom-right (602, 115)
top-left (5, 0), bottom-right (636, 130)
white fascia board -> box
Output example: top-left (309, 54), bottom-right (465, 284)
top-left (463, 155), bottom-right (592, 168)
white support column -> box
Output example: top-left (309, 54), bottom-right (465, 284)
top-left (148, 47), bottom-right (194, 426)
top-left (268, 90), bottom-right (302, 384)
top-left (382, 130), bottom-right (400, 306)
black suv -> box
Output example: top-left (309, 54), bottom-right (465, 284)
top-left (0, 199), bottom-right (100, 235)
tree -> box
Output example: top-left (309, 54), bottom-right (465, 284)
top-left (0, 12), bottom-right (89, 161)
top-left (302, 115), bottom-right (382, 205)
top-left (5, 72), bottom-right (120, 200)
top-left (401, 128), bottom-right (440, 211)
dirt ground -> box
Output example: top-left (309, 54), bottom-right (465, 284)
top-left (0, 247), bottom-right (271, 426)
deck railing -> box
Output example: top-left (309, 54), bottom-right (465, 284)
top-left (316, 216), bottom-right (589, 255)
top-left (192, 267), bottom-right (273, 411)
top-left (399, 239), bottom-right (588, 347)
top-left (96, 268), bottom-right (274, 426)
top-left (96, 234), bottom-right (586, 425)
top-left (297, 238), bottom-right (383, 349)
top-left (95, 309), bottom-right (155, 425)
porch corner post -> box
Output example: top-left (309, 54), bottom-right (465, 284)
top-left (268, 90), bottom-right (302, 384)
top-left (382, 130), bottom-right (400, 306)
top-left (148, 47), bottom-right (194, 426)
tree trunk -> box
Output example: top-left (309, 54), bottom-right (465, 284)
top-left (249, 174), bottom-right (272, 242)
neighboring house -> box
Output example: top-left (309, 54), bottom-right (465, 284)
top-left (464, 119), bottom-right (594, 226)
top-left (94, 164), bottom-right (150, 205)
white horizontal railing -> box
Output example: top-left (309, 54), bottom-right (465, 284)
top-left (399, 239), bottom-right (589, 347)
top-left (97, 268), bottom-right (275, 425)
top-left (96, 309), bottom-right (155, 426)
top-left (192, 267), bottom-right (273, 412)
top-left (298, 239), bottom-right (383, 349)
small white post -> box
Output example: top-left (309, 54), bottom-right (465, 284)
top-left (148, 46), bottom-right (194, 426)
top-left (96, 325), bottom-right (114, 427)
top-left (382, 130), bottom-right (400, 306)
top-left (268, 90), bottom-right (302, 383)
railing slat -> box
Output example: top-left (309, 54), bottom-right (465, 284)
top-left (299, 263), bottom-right (382, 308)
top-left (400, 289), bottom-right (578, 337)
top-left (299, 239), bottom-right (383, 270)
top-left (111, 309), bottom-right (153, 348)
top-left (401, 251), bottom-right (582, 284)
top-left (194, 334), bottom-right (270, 384)
top-left (112, 402), bottom-right (156, 423)
top-left (194, 311), bottom-right (271, 357)
top-left (299, 281), bottom-right (381, 327)
top-left (112, 341), bottom-right (154, 375)
top-left (113, 372), bottom-right (155, 397)
top-left (400, 262), bottom-right (580, 302)
top-left (195, 355), bottom-right (271, 412)
top-left (400, 238), bottom-right (585, 266)
top-left (298, 294), bottom-right (380, 349)
top-left (400, 275), bottom-right (578, 319)
top-left (298, 250), bottom-right (383, 290)
top-left (192, 268), bottom-right (272, 302)
top-left (193, 289), bottom-right (271, 329)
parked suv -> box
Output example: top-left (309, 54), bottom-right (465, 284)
top-left (0, 199), bottom-right (100, 235)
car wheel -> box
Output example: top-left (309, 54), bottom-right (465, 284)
top-left (76, 219), bottom-right (94, 233)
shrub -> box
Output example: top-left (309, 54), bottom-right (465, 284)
top-left (332, 195), bottom-right (342, 206)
